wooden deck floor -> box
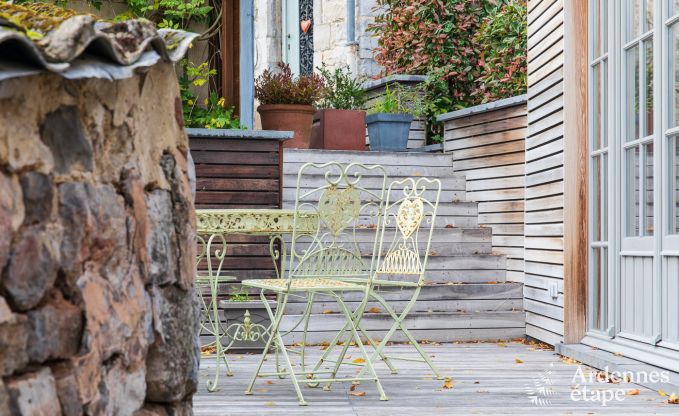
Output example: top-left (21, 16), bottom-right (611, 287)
top-left (195, 342), bottom-right (678, 415)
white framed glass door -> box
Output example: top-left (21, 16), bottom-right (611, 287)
top-left (587, 0), bottom-right (679, 361)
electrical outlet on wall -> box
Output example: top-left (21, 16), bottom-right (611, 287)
top-left (548, 282), bottom-right (559, 300)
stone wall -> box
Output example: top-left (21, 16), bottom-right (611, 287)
top-left (0, 63), bottom-right (199, 415)
top-left (313, 0), bottom-right (380, 78)
top-left (253, 0), bottom-right (379, 78)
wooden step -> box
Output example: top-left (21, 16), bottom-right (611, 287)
top-left (277, 311), bottom-right (526, 344)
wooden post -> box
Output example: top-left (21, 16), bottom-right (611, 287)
top-left (220, 0), bottom-right (240, 115)
top-left (563, 0), bottom-right (589, 344)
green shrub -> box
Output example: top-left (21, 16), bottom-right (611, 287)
top-left (368, 84), bottom-right (425, 116)
top-left (472, 1), bottom-right (528, 102)
top-left (368, 0), bottom-right (527, 142)
top-left (317, 64), bottom-right (367, 110)
top-left (255, 62), bottom-right (326, 106)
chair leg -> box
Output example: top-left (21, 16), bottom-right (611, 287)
top-left (244, 293), bottom-right (286, 395)
top-left (299, 293), bottom-right (315, 374)
top-left (335, 297), bottom-right (388, 401)
top-left (355, 289), bottom-right (443, 380)
top-left (275, 329), bottom-right (308, 406)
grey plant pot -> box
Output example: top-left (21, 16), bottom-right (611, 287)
top-left (366, 113), bottom-right (414, 151)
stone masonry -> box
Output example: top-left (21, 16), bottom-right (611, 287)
top-left (0, 63), bottom-right (199, 415)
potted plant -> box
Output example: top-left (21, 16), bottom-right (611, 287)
top-left (255, 62), bottom-right (325, 148)
top-left (366, 84), bottom-right (423, 151)
top-left (311, 65), bottom-right (367, 150)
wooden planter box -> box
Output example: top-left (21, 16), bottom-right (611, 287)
top-left (310, 109), bottom-right (366, 150)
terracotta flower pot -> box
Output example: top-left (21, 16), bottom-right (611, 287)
top-left (257, 104), bottom-right (316, 148)
top-left (311, 109), bottom-right (366, 151)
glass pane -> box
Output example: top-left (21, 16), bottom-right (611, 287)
top-left (603, 153), bottom-right (608, 239)
top-left (602, 60), bottom-right (608, 147)
top-left (602, 247), bottom-right (608, 329)
top-left (593, 0), bottom-right (601, 57)
top-left (626, 146), bottom-right (641, 236)
top-left (671, 136), bottom-right (679, 233)
top-left (592, 248), bottom-right (602, 330)
top-left (672, 24), bottom-right (679, 127)
top-left (644, 0), bottom-right (653, 31)
top-left (629, 0), bottom-right (641, 40)
top-left (593, 63), bottom-right (602, 149)
top-left (593, 155), bottom-right (601, 241)
top-left (602, 0), bottom-right (608, 53)
top-left (644, 143), bottom-right (654, 236)
top-left (644, 39), bottom-right (654, 136)
top-left (626, 45), bottom-right (640, 141)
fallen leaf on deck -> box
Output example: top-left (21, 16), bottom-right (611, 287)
top-left (352, 358), bottom-right (365, 364)
top-left (367, 307), bottom-right (381, 313)
top-left (350, 391), bottom-right (366, 397)
top-left (265, 380), bottom-right (274, 385)
top-left (613, 352), bottom-right (623, 357)
top-left (256, 388), bottom-right (269, 393)
top-left (561, 356), bottom-right (580, 365)
top-left (515, 359), bottom-right (523, 364)
top-left (626, 389), bottom-right (641, 396)
top-left (474, 381), bottom-right (480, 384)
top-left (668, 393), bottom-right (679, 404)
top-left (323, 309), bottom-right (334, 314)
top-left (264, 402), bottom-right (275, 406)
top-left (350, 384), bottom-right (357, 391)
top-left (445, 224), bottom-right (454, 228)
top-left (659, 390), bottom-right (668, 397)
top-left (442, 378), bottom-right (454, 389)
top-left (496, 342), bottom-right (507, 348)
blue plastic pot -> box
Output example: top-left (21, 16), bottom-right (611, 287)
top-left (366, 113), bottom-right (414, 151)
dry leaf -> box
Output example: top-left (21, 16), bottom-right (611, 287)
top-left (445, 224), bottom-right (454, 229)
top-left (350, 384), bottom-right (357, 391)
top-left (561, 356), bottom-right (580, 365)
top-left (367, 307), bottom-right (381, 313)
top-left (350, 391), bottom-right (366, 397)
top-left (627, 389), bottom-right (641, 396)
top-left (659, 390), bottom-right (668, 397)
top-left (442, 378), bottom-right (454, 389)
top-left (496, 342), bottom-right (507, 348)
top-left (515, 358), bottom-right (523, 364)
top-left (668, 393), bottom-right (679, 404)
top-left (352, 358), bottom-right (365, 364)
top-left (322, 309), bottom-right (334, 314)
top-left (264, 402), bottom-right (275, 406)
top-left (613, 352), bottom-right (623, 357)
top-left (265, 380), bottom-right (274, 385)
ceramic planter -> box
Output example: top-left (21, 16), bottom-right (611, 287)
top-left (257, 104), bottom-right (316, 148)
top-left (366, 113), bottom-right (414, 151)
top-left (310, 109), bottom-right (366, 150)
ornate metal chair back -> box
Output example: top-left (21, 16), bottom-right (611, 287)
top-left (374, 177), bottom-right (442, 285)
top-left (287, 162), bottom-right (388, 283)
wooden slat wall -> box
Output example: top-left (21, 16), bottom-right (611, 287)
top-left (525, 0), bottom-right (566, 345)
top-left (190, 136), bottom-right (284, 285)
top-left (441, 102), bottom-right (527, 284)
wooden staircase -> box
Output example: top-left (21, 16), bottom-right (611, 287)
top-left (276, 149), bottom-right (525, 343)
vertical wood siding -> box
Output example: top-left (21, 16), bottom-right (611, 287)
top-left (441, 101), bottom-right (527, 284)
top-left (525, 0), bottom-right (566, 345)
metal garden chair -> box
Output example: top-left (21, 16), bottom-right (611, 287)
top-left (313, 176), bottom-right (444, 385)
top-left (241, 162), bottom-right (389, 405)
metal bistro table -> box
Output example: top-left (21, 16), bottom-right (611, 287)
top-left (195, 208), bottom-right (319, 391)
